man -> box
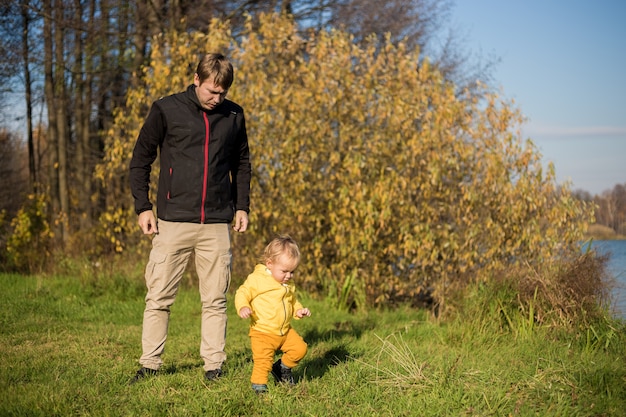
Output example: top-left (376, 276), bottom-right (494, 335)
top-left (129, 53), bottom-right (251, 383)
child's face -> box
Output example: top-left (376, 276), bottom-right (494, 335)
top-left (266, 254), bottom-right (299, 284)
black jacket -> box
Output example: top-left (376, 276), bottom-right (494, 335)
top-left (129, 85), bottom-right (251, 224)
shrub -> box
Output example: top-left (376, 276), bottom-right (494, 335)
top-left (6, 193), bottom-right (52, 274)
top-left (454, 249), bottom-right (614, 331)
top-left (98, 13), bottom-right (594, 311)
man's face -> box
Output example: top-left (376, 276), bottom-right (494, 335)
top-left (194, 73), bottom-right (228, 111)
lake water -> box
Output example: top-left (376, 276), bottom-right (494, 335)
top-left (587, 240), bottom-right (626, 319)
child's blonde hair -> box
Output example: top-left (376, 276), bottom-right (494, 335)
top-left (262, 235), bottom-right (300, 264)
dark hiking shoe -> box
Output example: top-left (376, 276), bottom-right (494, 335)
top-left (130, 367), bottom-right (157, 384)
top-left (204, 368), bottom-right (223, 381)
top-left (271, 359), bottom-right (295, 386)
top-left (252, 383), bottom-right (268, 394)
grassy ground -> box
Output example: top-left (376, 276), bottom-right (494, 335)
top-left (1, 272), bottom-right (625, 417)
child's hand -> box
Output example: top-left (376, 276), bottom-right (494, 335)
top-left (296, 308), bottom-right (311, 318)
top-left (239, 307), bottom-right (253, 319)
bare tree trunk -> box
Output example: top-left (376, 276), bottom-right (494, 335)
top-left (73, 0), bottom-right (93, 230)
top-left (132, 0), bottom-right (164, 83)
top-left (53, 3), bottom-right (70, 243)
top-left (21, 0), bottom-right (36, 192)
top-left (43, 0), bottom-right (62, 241)
top-left (82, 0), bottom-right (96, 228)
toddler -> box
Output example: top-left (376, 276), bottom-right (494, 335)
top-left (235, 235), bottom-right (311, 393)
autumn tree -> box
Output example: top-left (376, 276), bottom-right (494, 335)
top-left (2, 0), bottom-right (487, 262)
top-left (300, 0), bottom-right (495, 94)
top-left (98, 13), bottom-right (593, 310)
top-left (594, 183), bottom-right (626, 235)
top-left (0, 129), bottom-right (28, 217)
top-left (0, 128), bottom-right (29, 270)
top-left (0, 1), bottom-right (22, 119)
top-left (613, 184), bottom-right (626, 235)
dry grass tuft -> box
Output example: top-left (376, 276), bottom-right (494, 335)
top-left (515, 252), bottom-right (613, 326)
top-left (354, 334), bottom-right (431, 389)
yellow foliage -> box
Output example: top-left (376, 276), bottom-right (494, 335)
top-left (97, 13), bottom-right (593, 310)
top-left (6, 193), bottom-right (52, 273)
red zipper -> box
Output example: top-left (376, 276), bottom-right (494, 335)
top-left (167, 167), bottom-right (172, 199)
top-left (201, 113), bottom-right (210, 223)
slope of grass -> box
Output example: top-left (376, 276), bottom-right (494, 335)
top-left (1, 272), bottom-right (625, 416)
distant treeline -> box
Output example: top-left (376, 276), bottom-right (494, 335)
top-left (574, 184), bottom-right (626, 239)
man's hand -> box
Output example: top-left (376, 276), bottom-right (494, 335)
top-left (238, 307), bottom-right (252, 319)
top-left (232, 210), bottom-right (249, 232)
top-left (138, 210), bottom-right (158, 235)
top-left (295, 308), bottom-right (311, 318)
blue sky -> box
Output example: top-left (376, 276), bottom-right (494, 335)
top-left (451, 0), bottom-right (626, 195)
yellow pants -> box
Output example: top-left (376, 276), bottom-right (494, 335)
top-left (249, 328), bottom-right (307, 385)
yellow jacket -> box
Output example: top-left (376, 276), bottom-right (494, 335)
top-left (235, 264), bottom-right (304, 336)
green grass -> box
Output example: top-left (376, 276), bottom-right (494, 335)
top-left (1, 272), bottom-right (625, 416)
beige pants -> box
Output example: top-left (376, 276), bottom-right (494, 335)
top-left (139, 220), bottom-right (232, 372)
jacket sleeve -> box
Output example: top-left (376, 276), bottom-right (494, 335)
top-left (291, 287), bottom-right (304, 318)
top-left (230, 111), bottom-right (251, 213)
top-left (234, 277), bottom-right (255, 313)
top-left (129, 102), bottom-right (165, 215)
